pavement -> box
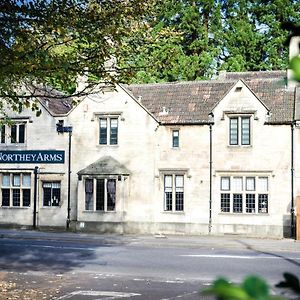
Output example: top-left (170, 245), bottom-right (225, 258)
top-left (0, 228), bottom-right (299, 253)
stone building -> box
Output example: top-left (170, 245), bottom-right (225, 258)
top-left (0, 68), bottom-right (298, 238)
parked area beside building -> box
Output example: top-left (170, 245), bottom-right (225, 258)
top-left (1, 40), bottom-right (300, 239)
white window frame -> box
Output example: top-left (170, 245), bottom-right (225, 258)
top-left (220, 175), bottom-right (269, 214)
top-left (0, 122), bottom-right (27, 145)
top-left (172, 129), bottom-right (179, 148)
top-left (1, 173), bottom-right (31, 207)
top-left (84, 177), bottom-right (117, 212)
top-left (229, 115), bottom-right (251, 146)
top-left (163, 174), bottom-right (184, 212)
top-left (99, 116), bottom-right (119, 145)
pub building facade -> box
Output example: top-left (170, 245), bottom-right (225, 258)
top-left (0, 66), bottom-right (299, 239)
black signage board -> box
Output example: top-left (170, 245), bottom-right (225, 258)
top-left (0, 150), bottom-right (65, 164)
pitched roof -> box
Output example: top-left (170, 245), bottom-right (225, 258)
top-left (126, 71), bottom-right (295, 124)
top-left (78, 156), bottom-right (131, 176)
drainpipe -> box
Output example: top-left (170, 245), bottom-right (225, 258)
top-left (67, 129), bottom-right (73, 229)
top-left (291, 123), bottom-right (295, 238)
top-left (209, 124), bottom-right (213, 233)
top-left (56, 122), bottom-right (73, 229)
top-left (33, 166), bottom-right (39, 229)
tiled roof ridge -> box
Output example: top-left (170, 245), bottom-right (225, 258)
top-left (222, 70), bottom-right (285, 75)
top-left (127, 71), bottom-right (287, 88)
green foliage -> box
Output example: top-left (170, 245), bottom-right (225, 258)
top-left (203, 275), bottom-right (284, 300)
top-left (124, 0), bottom-right (300, 83)
top-left (0, 0), bottom-right (154, 114)
top-left (290, 56), bottom-right (300, 81)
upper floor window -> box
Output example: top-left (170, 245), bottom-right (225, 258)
top-left (229, 116), bottom-right (250, 146)
top-left (164, 174), bottom-right (184, 212)
top-left (85, 177), bottom-right (116, 212)
top-left (1, 173), bottom-right (31, 207)
top-left (99, 117), bottom-right (118, 145)
top-left (172, 130), bottom-right (179, 148)
top-left (0, 123), bottom-right (26, 145)
top-left (220, 175), bottom-right (268, 214)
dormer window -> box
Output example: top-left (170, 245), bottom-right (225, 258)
top-left (229, 116), bottom-right (251, 146)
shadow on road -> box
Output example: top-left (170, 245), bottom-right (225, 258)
top-left (235, 239), bottom-right (300, 268)
top-left (0, 239), bottom-right (107, 273)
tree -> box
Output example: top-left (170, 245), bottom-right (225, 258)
top-left (125, 0), bottom-right (300, 83)
top-left (0, 0), bottom-right (154, 114)
top-left (124, 0), bottom-right (223, 83)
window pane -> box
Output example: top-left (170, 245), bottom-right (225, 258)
top-left (172, 130), bottom-right (179, 148)
top-left (164, 175), bottom-right (172, 211)
top-left (22, 174), bottom-right (31, 187)
top-left (164, 175), bottom-right (172, 189)
top-left (232, 177), bottom-right (243, 191)
top-left (52, 187), bottom-right (60, 206)
top-left (23, 189), bottom-right (30, 207)
top-left (175, 175), bottom-right (184, 189)
top-left (241, 117), bottom-right (250, 145)
top-left (99, 118), bottom-right (107, 144)
top-left (2, 189), bottom-right (10, 206)
top-left (2, 175), bottom-right (10, 187)
top-left (85, 179), bottom-right (94, 210)
top-left (175, 175), bottom-right (184, 211)
top-left (258, 194), bottom-right (268, 213)
top-left (13, 174), bottom-right (20, 187)
top-left (107, 179), bottom-right (116, 211)
top-left (229, 118), bottom-right (238, 145)
top-left (165, 192), bottom-right (172, 211)
top-left (1, 125), bottom-right (5, 143)
top-left (233, 194), bottom-right (243, 213)
top-left (19, 124), bottom-right (25, 143)
top-left (175, 191), bottom-right (184, 211)
top-left (43, 187), bottom-right (51, 206)
top-left (12, 189), bottom-right (20, 206)
top-left (246, 177), bottom-right (255, 191)
top-left (221, 193), bottom-right (230, 212)
top-left (11, 125), bottom-right (17, 143)
top-left (43, 182), bottom-right (52, 188)
top-left (246, 194), bottom-right (255, 213)
top-left (221, 177), bottom-right (230, 190)
top-left (96, 179), bottom-right (105, 211)
top-left (110, 118), bottom-right (118, 145)
top-left (257, 177), bottom-right (268, 192)
top-left (52, 182), bottom-right (61, 189)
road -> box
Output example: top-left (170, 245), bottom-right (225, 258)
top-left (0, 231), bottom-right (299, 299)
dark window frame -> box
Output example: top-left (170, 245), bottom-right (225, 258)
top-left (42, 182), bottom-right (61, 207)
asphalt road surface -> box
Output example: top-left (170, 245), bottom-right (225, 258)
top-left (0, 232), bottom-right (299, 299)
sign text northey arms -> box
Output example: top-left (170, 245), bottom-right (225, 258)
top-left (0, 150), bottom-right (65, 164)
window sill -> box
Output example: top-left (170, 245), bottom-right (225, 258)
top-left (162, 211), bottom-right (185, 214)
top-left (219, 212), bottom-right (269, 216)
top-left (41, 206), bottom-right (61, 209)
top-left (97, 144), bottom-right (119, 147)
top-left (227, 145), bottom-right (252, 149)
top-left (82, 210), bottom-right (116, 213)
top-left (1, 206), bottom-right (30, 209)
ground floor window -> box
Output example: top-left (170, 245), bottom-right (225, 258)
top-left (164, 174), bottom-right (184, 212)
top-left (1, 173), bottom-right (31, 207)
top-left (220, 175), bottom-right (268, 214)
top-left (85, 178), bottom-right (116, 211)
top-left (43, 182), bottom-right (61, 206)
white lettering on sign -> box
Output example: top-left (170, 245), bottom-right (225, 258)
top-left (0, 151), bottom-right (64, 163)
